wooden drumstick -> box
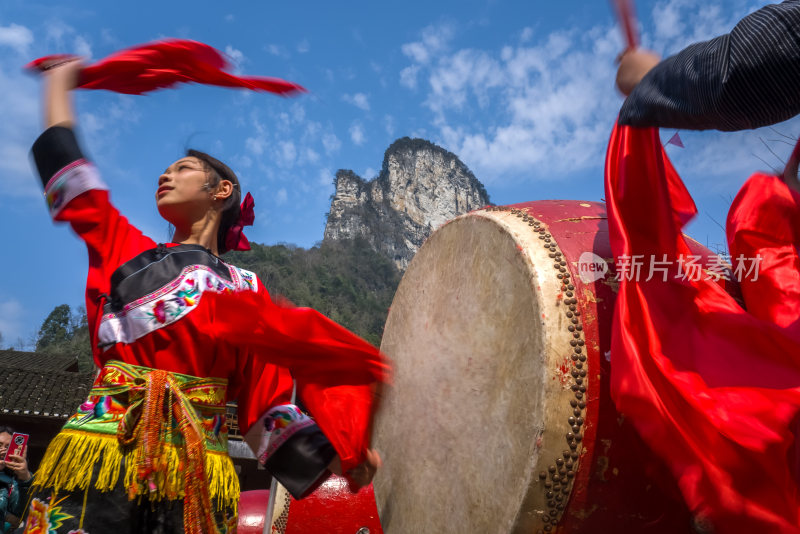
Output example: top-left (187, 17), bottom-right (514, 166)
top-left (612, 0), bottom-right (639, 50)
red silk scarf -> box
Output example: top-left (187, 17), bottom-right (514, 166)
top-left (27, 39), bottom-right (305, 96)
top-left (196, 289), bottom-right (391, 482)
top-left (605, 123), bottom-right (800, 532)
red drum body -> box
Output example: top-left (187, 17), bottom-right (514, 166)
top-left (237, 478), bottom-right (383, 534)
top-left (374, 201), bottom-right (733, 533)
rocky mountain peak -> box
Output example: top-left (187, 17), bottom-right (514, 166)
top-left (324, 137), bottom-right (490, 270)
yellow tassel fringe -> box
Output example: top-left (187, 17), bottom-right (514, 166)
top-left (32, 429), bottom-right (240, 512)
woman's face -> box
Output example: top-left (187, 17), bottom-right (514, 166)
top-left (156, 156), bottom-right (214, 225)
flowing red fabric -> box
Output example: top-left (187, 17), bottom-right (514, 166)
top-left (196, 289), bottom-right (391, 480)
top-left (605, 122), bottom-right (800, 532)
top-left (26, 39), bottom-right (306, 96)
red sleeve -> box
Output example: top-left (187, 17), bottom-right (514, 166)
top-left (727, 174), bottom-right (800, 327)
top-left (234, 344), bottom-right (294, 435)
top-left (196, 279), bottom-right (391, 475)
top-left (32, 126), bottom-right (155, 362)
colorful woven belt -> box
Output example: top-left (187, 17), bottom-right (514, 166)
top-left (34, 360), bottom-right (236, 534)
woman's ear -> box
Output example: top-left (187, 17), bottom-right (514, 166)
top-left (214, 180), bottom-right (234, 201)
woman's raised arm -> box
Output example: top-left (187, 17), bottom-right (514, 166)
top-left (41, 59), bottom-right (82, 129)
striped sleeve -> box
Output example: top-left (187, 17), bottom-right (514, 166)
top-left (31, 126), bottom-right (109, 218)
top-left (619, 0), bottom-right (800, 131)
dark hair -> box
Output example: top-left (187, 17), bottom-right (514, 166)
top-left (186, 149), bottom-right (242, 254)
top-left (0, 426), bottom-right (14, 435)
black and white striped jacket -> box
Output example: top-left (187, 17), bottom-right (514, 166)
top-left (619, 0), bottom-right (800, 131)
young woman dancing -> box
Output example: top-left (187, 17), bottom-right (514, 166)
top-left (23, 57), bottom-right (387, 534)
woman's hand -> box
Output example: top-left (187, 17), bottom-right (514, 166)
top-left (328, 448), bottom-right (382, 490)
top-left (616, 49), bottom-right (661, 96)
top-left (4, 454), bottom-right (31, 482)
top-left (42, 57), bottom-right (83, 88)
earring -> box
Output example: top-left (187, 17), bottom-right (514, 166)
top-left (213, 195), bottom-right (218, 200)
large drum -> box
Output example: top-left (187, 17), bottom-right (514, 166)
top-left (374, 200), bottom-right (734, 533)
top-left (238, 477), bottom-right (384, 534)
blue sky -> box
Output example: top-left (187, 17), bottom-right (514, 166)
top-left (0, 0), bottom-right (795, 347)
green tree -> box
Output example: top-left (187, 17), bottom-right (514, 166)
top-left (226, 238), bottom-right (401, 346)
top-left (35, 304), bottom-right (93, 371)
top-left (36, 304), bottom-right (73, 351)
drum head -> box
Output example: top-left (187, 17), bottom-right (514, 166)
top-left (375, 213), bottom-right (565, 533)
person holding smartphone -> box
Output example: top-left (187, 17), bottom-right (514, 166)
top-left (0, 427), bottom-right (32, 534)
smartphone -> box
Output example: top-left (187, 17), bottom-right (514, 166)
top-left (4, 432), bottom-right (29, 461)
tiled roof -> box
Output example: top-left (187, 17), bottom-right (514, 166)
top-left (0, 350), bottom-right (79, 372)
top-left (0, 367), bottom-right (95, 419)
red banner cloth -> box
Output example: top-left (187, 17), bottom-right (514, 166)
top-left (196, 289), bottom-right (391, 480)
top-left (604, 123), bottom-right (800, 532)
top-left (27, 39), bottom-right (305, 96)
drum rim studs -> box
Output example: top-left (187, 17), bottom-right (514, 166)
top-left (524, 213), bottom-right (588, 531)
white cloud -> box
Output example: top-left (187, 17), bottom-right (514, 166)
top-left (400, 65), bottom-right (420, 89)
top-left (427, 48), bottom-right (504, 113)
top-left (363, 167), bottom-right (377, 179)
top-left (342, 92), bottom-right (370, 111)
top-left (0, 23), bottom-right (33, 55)
top-left (322, 133), bottom-right (341, 154)
top-left (297, 39), bottom-right (310, 53)
top-left (73, 35), bottom-right (92, 59)
top-left (401, 24), bottom-right (455, 64)
top-left (305, 147), bottom-right (320, 164)
top-left (44, 21), bottom-right (93, 59)
top-left (225, 14), bottom-right (235, 22)
top-left (246, 136), bottom-right (266, 155)
top-left (349, 122), bottom-right (366, 146)
top-left (398, 1), bottom-right (765, 184)
top-left (275, 187), bottom-right (288, 205)
top-left (277, 141), bottom-right (297, 167)
top-left (225, 45), bottom-right (246, 72)
top-left (648, 0), bottom-right (748, 55)
top-left (265, 44), bottom-right (288, 58)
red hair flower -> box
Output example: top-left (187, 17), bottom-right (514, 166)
top-left (225, 192), bottom-right (255, 252)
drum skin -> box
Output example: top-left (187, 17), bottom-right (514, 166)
top-left (374, 200), bottom-right (733, 534)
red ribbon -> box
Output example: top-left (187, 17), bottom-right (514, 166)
top-left (225, 192), bottom-right (255, 252)
top-left (26, 39), bottom-right (306, 96)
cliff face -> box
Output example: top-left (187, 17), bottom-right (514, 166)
top-left (324, 138), bottom-right (490, 270)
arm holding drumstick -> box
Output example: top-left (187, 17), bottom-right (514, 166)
top-left (616, 1), bottom-right (800, 131)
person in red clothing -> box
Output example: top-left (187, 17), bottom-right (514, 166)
top-left (24, 59), bottom-right (387, 534)
top-left (605, 5), bottom-right (800, 531)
